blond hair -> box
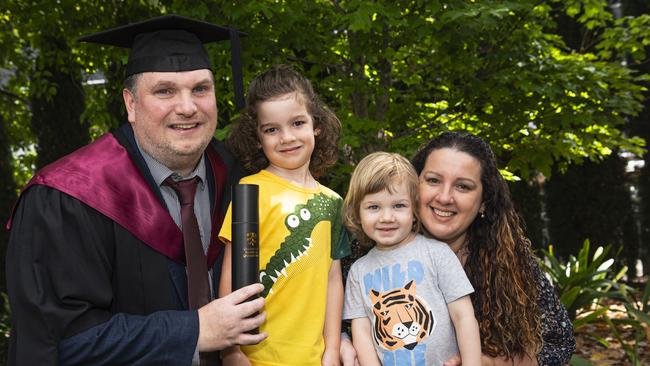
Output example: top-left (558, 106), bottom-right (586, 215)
top-left (343, 152), bottom-right (420, 247)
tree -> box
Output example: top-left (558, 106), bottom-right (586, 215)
top-left (546, 155), bottom-right (636, 262)
top-left (1, 1), bottom-right (649, 361)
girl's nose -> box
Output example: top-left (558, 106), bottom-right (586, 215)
top-left (280, 130), bottom-right (297, 144)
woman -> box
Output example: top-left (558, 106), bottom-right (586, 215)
top-left (411, 131), bottom-right (574, 365)
top-left (341, 132), bottom-right (575, 365)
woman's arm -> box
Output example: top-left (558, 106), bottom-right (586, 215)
top-left (351, 318), bottom-right (381, 366)
top-left (448, 295), bottom-right (481, 366)
top-left (323, 260), bottom-right (343, 366)
top-left (531, 260), bottom-right (576, 365)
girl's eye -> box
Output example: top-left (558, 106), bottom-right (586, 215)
top-left (365, 204), bottom-right (379, 210)
top-left (394, 203), bottom-right (407, 209)
top-left (263, 127), bottom-right (277, 134)
top-left (292, 120), bottom-right (306, 127)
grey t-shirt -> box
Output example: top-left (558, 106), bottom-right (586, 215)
top-left (343, 234), bottom-right (474, 365)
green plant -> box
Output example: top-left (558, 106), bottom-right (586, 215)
top-left (539, 239), bottom-right (627, 324)
top-left (540, 239), bottom-right (650, 365)
top-left (0, 292), bottom-right (10, 365)
top-left (600, 278), bottom-right (650, 365)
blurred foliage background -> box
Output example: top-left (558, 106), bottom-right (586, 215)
top-left (1, 0), bottom-right (649, 363)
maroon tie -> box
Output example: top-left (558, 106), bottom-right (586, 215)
top-left (164, 176), bottom-right (210, 309)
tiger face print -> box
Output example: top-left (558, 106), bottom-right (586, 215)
top-left (369, 280), bottom-right (435, 351)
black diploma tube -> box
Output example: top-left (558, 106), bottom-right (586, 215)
top-left (232, 184), bottom-right (260, 293)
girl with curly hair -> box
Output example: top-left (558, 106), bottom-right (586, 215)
top-left (410, 131), bottom-right (575, 365)
top-left (218, 65), bottom-right (350, 366)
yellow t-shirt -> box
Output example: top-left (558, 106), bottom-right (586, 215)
top-left (219, 170), bottom-right (350, 366)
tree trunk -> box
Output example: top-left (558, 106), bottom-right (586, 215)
top-left (545, 156), bottom-right (637, 267)
top-left (0, 113), bottom-right (17, 294)
top-left (30, 34), bottom-right (88, 168)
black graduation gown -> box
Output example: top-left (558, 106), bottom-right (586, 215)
top-left (5, 124), bottom-right (242, 365)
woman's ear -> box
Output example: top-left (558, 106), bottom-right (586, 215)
top-left (314, 128), bottom-right (321, 136)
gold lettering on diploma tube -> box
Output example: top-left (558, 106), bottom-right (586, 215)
top-left (244, 232), bottom-right (258, 257)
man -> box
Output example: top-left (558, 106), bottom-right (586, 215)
top-left (6, 15), bottom-right (266, 365)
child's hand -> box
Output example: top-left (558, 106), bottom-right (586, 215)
top-left (443, 353), bottom-right (461, 366)
top-left (322, 347), bottom-right (341, 366)
top-left (443, 353), bottom-right (539, 366)
top-left (339, 337), bottom-right (359, 366)
top-left (221, 346), bottom-right (252, 366)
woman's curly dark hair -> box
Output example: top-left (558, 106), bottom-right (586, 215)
top-left (412, 131), bottom-right (543, 360)
top-left (227, 65), bottom-right (341, 178)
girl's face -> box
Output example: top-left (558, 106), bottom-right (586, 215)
top-left (359, 180), bottom-right (416, 250)
top-left (417, 148), bottom-right (484, 251)
top-left (256, 92), bottom-right (319, 177)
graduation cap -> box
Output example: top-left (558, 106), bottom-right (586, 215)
top-left (79, 14), bottom-right (246, 109)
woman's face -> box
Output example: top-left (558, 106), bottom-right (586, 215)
top-left (417, 147), bottom-right (484, 250)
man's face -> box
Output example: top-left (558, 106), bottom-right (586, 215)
top-left (123, 69), bottom-right (217, 176)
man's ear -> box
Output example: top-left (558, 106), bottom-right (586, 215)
top-left (123, 88), bottom-right (136, 123)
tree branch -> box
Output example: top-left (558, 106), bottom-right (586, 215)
top-left (391, 111), bottom-right (456, 139)
top-left (0, 88), bottom-right (29, 105)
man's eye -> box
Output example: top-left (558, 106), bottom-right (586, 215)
top-left (155, 88), bottom-right (173, 95)
top-left (194, 85), bottom-right (210, 93)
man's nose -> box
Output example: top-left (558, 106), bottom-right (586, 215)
top-left (176, 91), bottom-right (198, 117)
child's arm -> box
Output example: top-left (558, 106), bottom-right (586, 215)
top-left (219, 241), bottom-right (233, 297)
top-left (350, 318), bottom-right (381, 366)
top-left (218, 242), bottom-right (252, 366)
top-left (322, 260), bottom-right (343, 366)
top-left (448, 295), bottom-right (481, 366)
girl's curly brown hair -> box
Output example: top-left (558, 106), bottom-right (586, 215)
top-left (412, 131), bottom-right (543, 360)
top-left (227, 65), bottom-right (341, 178)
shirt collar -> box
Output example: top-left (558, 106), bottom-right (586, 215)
top-left (135, 138), bottom-right (207, 188)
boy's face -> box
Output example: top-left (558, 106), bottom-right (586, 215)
top-left (359, 181), bottom-right (416, 250)
top-left (256, 92), bottom-right (319, 177)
